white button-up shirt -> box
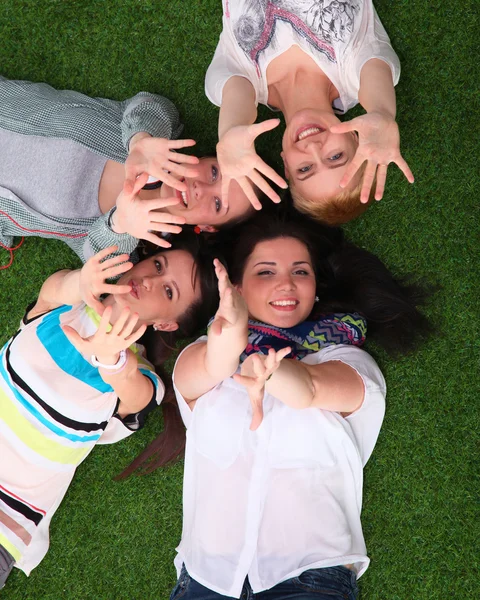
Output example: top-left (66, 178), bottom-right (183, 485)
top-left (173, 342), bottom-right (386, 598)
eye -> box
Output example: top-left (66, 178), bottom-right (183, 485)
top-left (293, 269), bottom-right (309, 276)
top-left (328, 152), bottom-right (343, 161)
top-left (211, 164), bottom-right (219, 182)
top-left (298, 165), bottom-right (312, 173)
top-left (257, 270), bottom-right (274, 276)
top-left (154, 259), bottom-right (163, 274)
top-left (214, 197), bottom-right (222, 213)
top-left (164, 285), bottom-right (173, 300)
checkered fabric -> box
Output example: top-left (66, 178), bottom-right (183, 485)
top-left (0, 76), bottom-right (183, 262)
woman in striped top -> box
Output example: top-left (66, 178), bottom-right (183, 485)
top-left (0, 203), bottom-right (219, 587)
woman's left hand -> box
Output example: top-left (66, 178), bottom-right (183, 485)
top-left (62, 305), bottom-right (146, 367)
top-left (124, 133), bottom-right (200, 195)
top-left (233, 347), bottom-right (291, 431)
top-left (330, 112), bottom-right (414, 203)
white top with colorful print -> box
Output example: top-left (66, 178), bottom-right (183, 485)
top-left (206, 0), bottom-right (400, 114)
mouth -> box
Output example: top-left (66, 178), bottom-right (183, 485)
top-left (295, 124), bottom-right (325, 143)
top-left (174, 179), bottom-right (188, 207)
top-left (269, 298), bottom-right (299, 312)
top-left (129, 280), bottom-right (139, 299)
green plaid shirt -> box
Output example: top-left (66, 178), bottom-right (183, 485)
top-left (0, 76), bottom-right (183, 262)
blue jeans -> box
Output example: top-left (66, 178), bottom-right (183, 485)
top-left (170, 564), bottom-right (359, 600)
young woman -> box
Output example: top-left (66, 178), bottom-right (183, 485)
top-left (129, 211), bottom-right (430, 599)
top-left (0, 75), bottom-right (254, 268)
top-left (0, 228), bottom-right (218, 588)
top-left (207, 0), bottom-right (415, 225)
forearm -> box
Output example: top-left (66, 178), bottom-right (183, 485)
top-left (205, 325), bottom-right (248, 380)
top-left (266, 359), bottom-right (364, 414)
top-left (99, 350), bottom-right (153, 414)
top-left (358, 58), bottom-right (396, 119)
top-left (218, 77), bottom-right (257, 139)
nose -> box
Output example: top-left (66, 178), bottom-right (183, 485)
top-left (141, 274), bottom-right (160, 291)
top-left (275, 273), bottom-right (296, 291)
top-left (193, 180), bottom-right (208, 202)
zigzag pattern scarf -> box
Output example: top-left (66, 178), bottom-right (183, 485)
top-left (240, 313), bottom-right (367, 363)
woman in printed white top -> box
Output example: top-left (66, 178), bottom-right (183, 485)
top-left (206, 0), bottom-right (415, 226)
top-left (130, 211), bottom-right (431, 599)
top-left (0, 177), bottom-right (219, 589)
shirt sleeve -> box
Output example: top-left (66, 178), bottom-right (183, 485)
top-left (205, 27), bottom-right (259, 107)
top-left (172, 335), bottom-right (208, 429)
top-left (97, 369), bottom-right (165, 445)
top-left (346, 4), bottom-right (401, 95)
top-left (119, 92), bottom-right (184, 149)
top-left (80, 208), bottom-right (139, 263)
top-left (308, 344), bottom-right (386, 466)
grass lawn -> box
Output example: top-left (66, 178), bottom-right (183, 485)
top-left (0, 1), bottom-right (478, 598)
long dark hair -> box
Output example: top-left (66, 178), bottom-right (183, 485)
top-left (223, 208), bottom-right (433, 355)
top-left (117, 231), bottom-right (219, 478)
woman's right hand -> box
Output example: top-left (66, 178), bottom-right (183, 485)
top-left (234, 347), bottom-right (291, 430)
top-left (79, 246), bottom-right (133, 315)
top-left (216, 120), bottom-right (287, 209)
top-left (113, 172), bottom-right (186, 246)
top-left (209, 259), bottom-right (248, 337)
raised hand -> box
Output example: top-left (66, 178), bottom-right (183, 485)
top-left (330, 112), bottom-right (414, 203)
top-left (79, 246), bottom-right (133, 315)
top-left (62, 305), bottom-right (146, 366)
top-left (216, 120), bottom-right (288, 209)
top-left (233, 347), bottom-right (291, 431)
top-left (124, 134), bottom-right (200, 194)
top-left (113, 171), bottom-right (186, 247)
top-left (209, 259), bottom-right (248, 337)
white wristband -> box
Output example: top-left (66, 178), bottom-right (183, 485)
top-left (91, 349), bottom-right (127, 371)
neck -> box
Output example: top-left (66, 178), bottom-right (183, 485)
top-left (100, 296), bottom-right (149, 331)
top-left (270, 69), bottom-right (336, 124)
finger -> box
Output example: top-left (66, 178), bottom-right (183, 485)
top-left (249, 170), bottom-right (281, 205)
top-left (100, 263), bottom-right (133, 279)
top-left (221, 175), bottom-right (231, 209)
top-left (111, 307), bottom-right (131, 335)
top-left (123, 163), bottom-right (138, 195)
top-left (121, 312), bottom-right (140, 338)
top-left (249, 390), bottom-right (264, 431)
top-left (232, 373), bottom-right (257, 389)
top-left (141, 232), bottom-right (172, 247)
top-left (339, 155), bottom-right (365, 189)
top-left (98, 305), bottom-right (113, 333)
top-left (131, 172), bottom-right (150, 196)
top-left (125, 323), bottom-right (148, 345)
top-left (166, 162), bottom-right (201, 179)
top-left (91, 245), bottom-right (120, 264)
top-left (250, 118), bottom-right (281, 137)
top-left (254, 157), bottom-right (288, 189)
top-left (276, 346), bottom-right (291, 361)
top-left (98, 254), bottom-right (131, 270)
top-left (167, 139), bottom-right (198, 151)
top-left (374, 164), bottom-right (388, 201)
top-left (167, 150), bottom-right (200, 164)
top-left (61, 325), bottom-right (85, 351)
top-left (99, 283), bottom-right (132, 295)
top-left (148, 223), bottom-right (183, 235)
top-left (149, 210), bottom-right (187, 226)
top-left (238, 177), bottom-right (262, 210)
top-left (329, 118), bottom-right (360, 135)
top-left (396, 156), bottom-right (415, 184)
top-left (360, 162), bottom-right (377, 204)
top-left (155, 171), bottom-right (188, 191)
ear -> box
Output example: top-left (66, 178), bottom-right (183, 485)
top-left (196, 224), bottom-right (218, 233)
top-left (280, 152), bottom-right (290, 179)
top-left (153, 321), bottom-right (179, 333)
top-left (234, 283), bottom-right (243, 296)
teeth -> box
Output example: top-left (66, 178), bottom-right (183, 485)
top-left (271, 300), bottom-right (297, 306)
top-left (181, 191), bottom-right (188, 206)
top-left (298, 127), bottom-right (321, 141)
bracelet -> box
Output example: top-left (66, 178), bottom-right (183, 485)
top-left (107, 207), bottom-right (117, 230)
top-left (91, 349), bottom-right (127, 372)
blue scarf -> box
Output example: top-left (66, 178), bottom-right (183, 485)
top-left (240, 313), bottom-right (367, 363)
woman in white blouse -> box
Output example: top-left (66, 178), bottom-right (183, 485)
top-left (132, 211), bottom-right (430, 599)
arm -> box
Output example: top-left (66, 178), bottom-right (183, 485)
top-left (358, 58), bottom-right (396, 119)
top-left (218, 76), bottom-right (257, 139)
top-left (27, 247), bottom-right (133, 320)
top-left (174, 259), bottom-right (249, 403)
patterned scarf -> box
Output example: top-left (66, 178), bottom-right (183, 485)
top-left (240, 313), bottom-right (367, 363)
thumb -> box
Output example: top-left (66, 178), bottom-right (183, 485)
top-left (251, 118), bottom-right (281, 138)
top-left (329, 117), bottom-right (360, 135)
top-left (61, 325), bottom-right (85, 352)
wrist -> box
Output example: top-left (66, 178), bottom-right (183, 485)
top-left (129, 131), bottom-right (152, 151)
top-left (92, 352), bottom-right (121, 367)
top-left (109, 206), bottom-right (128, 235)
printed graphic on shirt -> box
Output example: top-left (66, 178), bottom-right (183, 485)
top-left (229, 0), bottom-right (360, 74)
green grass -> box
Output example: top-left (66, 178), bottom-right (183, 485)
top-left (0, 1), bottom-right (478, 598)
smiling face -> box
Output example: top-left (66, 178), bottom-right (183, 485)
top-left (110, 250), bottom-right (200, 331)
top-left (160, 157), bottom-right (254, 229)
top-left (237, 237), bottom-right (317, 328)
top-left (282, 109), bottom-right (359, 201)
